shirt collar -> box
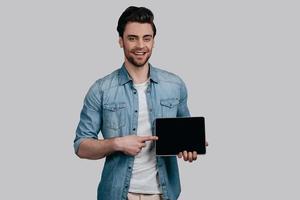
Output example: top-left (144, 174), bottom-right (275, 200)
top-left (118, 63), bottom-right (159, 85)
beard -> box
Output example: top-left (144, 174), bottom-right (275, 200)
top-left (124, 48), bottom-right (152, 68)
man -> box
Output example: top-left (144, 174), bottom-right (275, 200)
top-left (74, 6), bottom-right (202, 200)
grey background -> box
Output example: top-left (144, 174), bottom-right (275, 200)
top-left (1, 0), bottom-right (299, 199)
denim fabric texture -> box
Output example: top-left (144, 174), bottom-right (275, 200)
top-left (74, 63), bottom-right (190, 200)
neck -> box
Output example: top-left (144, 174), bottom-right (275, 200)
top-left (124, 60), bottom-right (149, 84)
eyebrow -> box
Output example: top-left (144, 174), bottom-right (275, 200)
top-left (127, 34), bottom-right (153, 38)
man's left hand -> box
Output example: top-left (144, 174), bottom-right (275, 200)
top-left (177, 151), bottom-right (197, 162)
top-left (177, 141), bottom-right (208, 163)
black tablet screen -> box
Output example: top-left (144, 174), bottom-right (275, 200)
top-left (155, 117), bottom-right (206, 155)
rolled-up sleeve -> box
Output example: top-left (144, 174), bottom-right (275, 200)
top-left (74, 81), bottom-right (102, 154)
top-left (177, 79), bottom-right (191, 117)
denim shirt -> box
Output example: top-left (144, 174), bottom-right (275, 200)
top-left (74, 63), bottom-right (190, 200)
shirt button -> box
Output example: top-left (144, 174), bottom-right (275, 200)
top-left (135, 110), bottom-right (138, 113)
top-left (149, 108), bottom-right (152, 112)
top-left (133, 91), bottom-right (137, 94)
top-left (133, 128), bottom-right (136, 131)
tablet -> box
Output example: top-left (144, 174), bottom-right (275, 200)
top-left (155, 117), bottom-right (206, 156)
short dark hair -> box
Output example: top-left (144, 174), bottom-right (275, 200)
top-left (117, 6), bottom-right (156, 38)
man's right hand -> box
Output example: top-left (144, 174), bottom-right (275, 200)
top-left (114, 135), bottom-right (158, 156)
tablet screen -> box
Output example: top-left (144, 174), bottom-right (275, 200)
top-left (155, 117), bottom-right (206, 156)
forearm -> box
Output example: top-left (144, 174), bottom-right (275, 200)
top-left (76, 138), bottom-right (120, 160)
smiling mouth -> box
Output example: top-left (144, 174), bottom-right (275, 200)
top-left (133, 51), bottom-right (146, 56)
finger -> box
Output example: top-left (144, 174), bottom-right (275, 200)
top-left (192, 151), bottom-right (197, 160)
top-left (137, 147), bottom-right (143, 153)
top-left (140, 136), bottom-right (158, 142)
top-left (183, 151), bottom-right (188, 161)
top-left (205, 141), bottom-right (209, 146)
top-left (131, 149), bottom-right (141, 156)
top-left (188, 152), bottom-right (193, 162)
top-left (177, 152), bottom-right (183, 158)
top-left (140, 143), bottom-right (146, 148)
top-left (139, 136), bottom-right (154, 142)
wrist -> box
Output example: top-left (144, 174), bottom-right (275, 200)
top-left (112, 137), bottom-right (122, 152)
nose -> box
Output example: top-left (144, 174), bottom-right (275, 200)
top-left (136, 38), bottom-right (145, 48)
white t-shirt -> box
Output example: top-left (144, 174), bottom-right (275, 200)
top-left (128, 79), bottom-right (162, 194)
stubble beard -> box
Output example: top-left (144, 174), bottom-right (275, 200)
top-left (125, 49), bottom-right (152, 68)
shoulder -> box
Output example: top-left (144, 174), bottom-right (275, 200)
top-left (90, 68), bottom-right (120, 92)
top-left (84, 68), bottom-right (120, 101)
top-left (152, 66), bottom-right (186, 86)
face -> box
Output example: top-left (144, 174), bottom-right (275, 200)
top-left (119, 22), bottom-right (154, 68)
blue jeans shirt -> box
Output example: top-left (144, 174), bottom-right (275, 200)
top-left (74, 63), bottom-right (190, 200)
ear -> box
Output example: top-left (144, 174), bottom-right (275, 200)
top-left (119, 37), bottom-right (123, 48)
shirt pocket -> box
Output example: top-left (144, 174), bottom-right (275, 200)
top-left (160, 98), bottom-right (179, 117)
top-left (103, 102), bottom-right (126, 130)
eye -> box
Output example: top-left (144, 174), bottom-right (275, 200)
top-left (128, 37), bottom-right (136, 41)
top-left (144, 37), bottom-right (152, 42)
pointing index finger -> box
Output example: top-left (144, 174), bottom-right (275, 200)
top-left (139, 136), bottom-right (158, 142)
